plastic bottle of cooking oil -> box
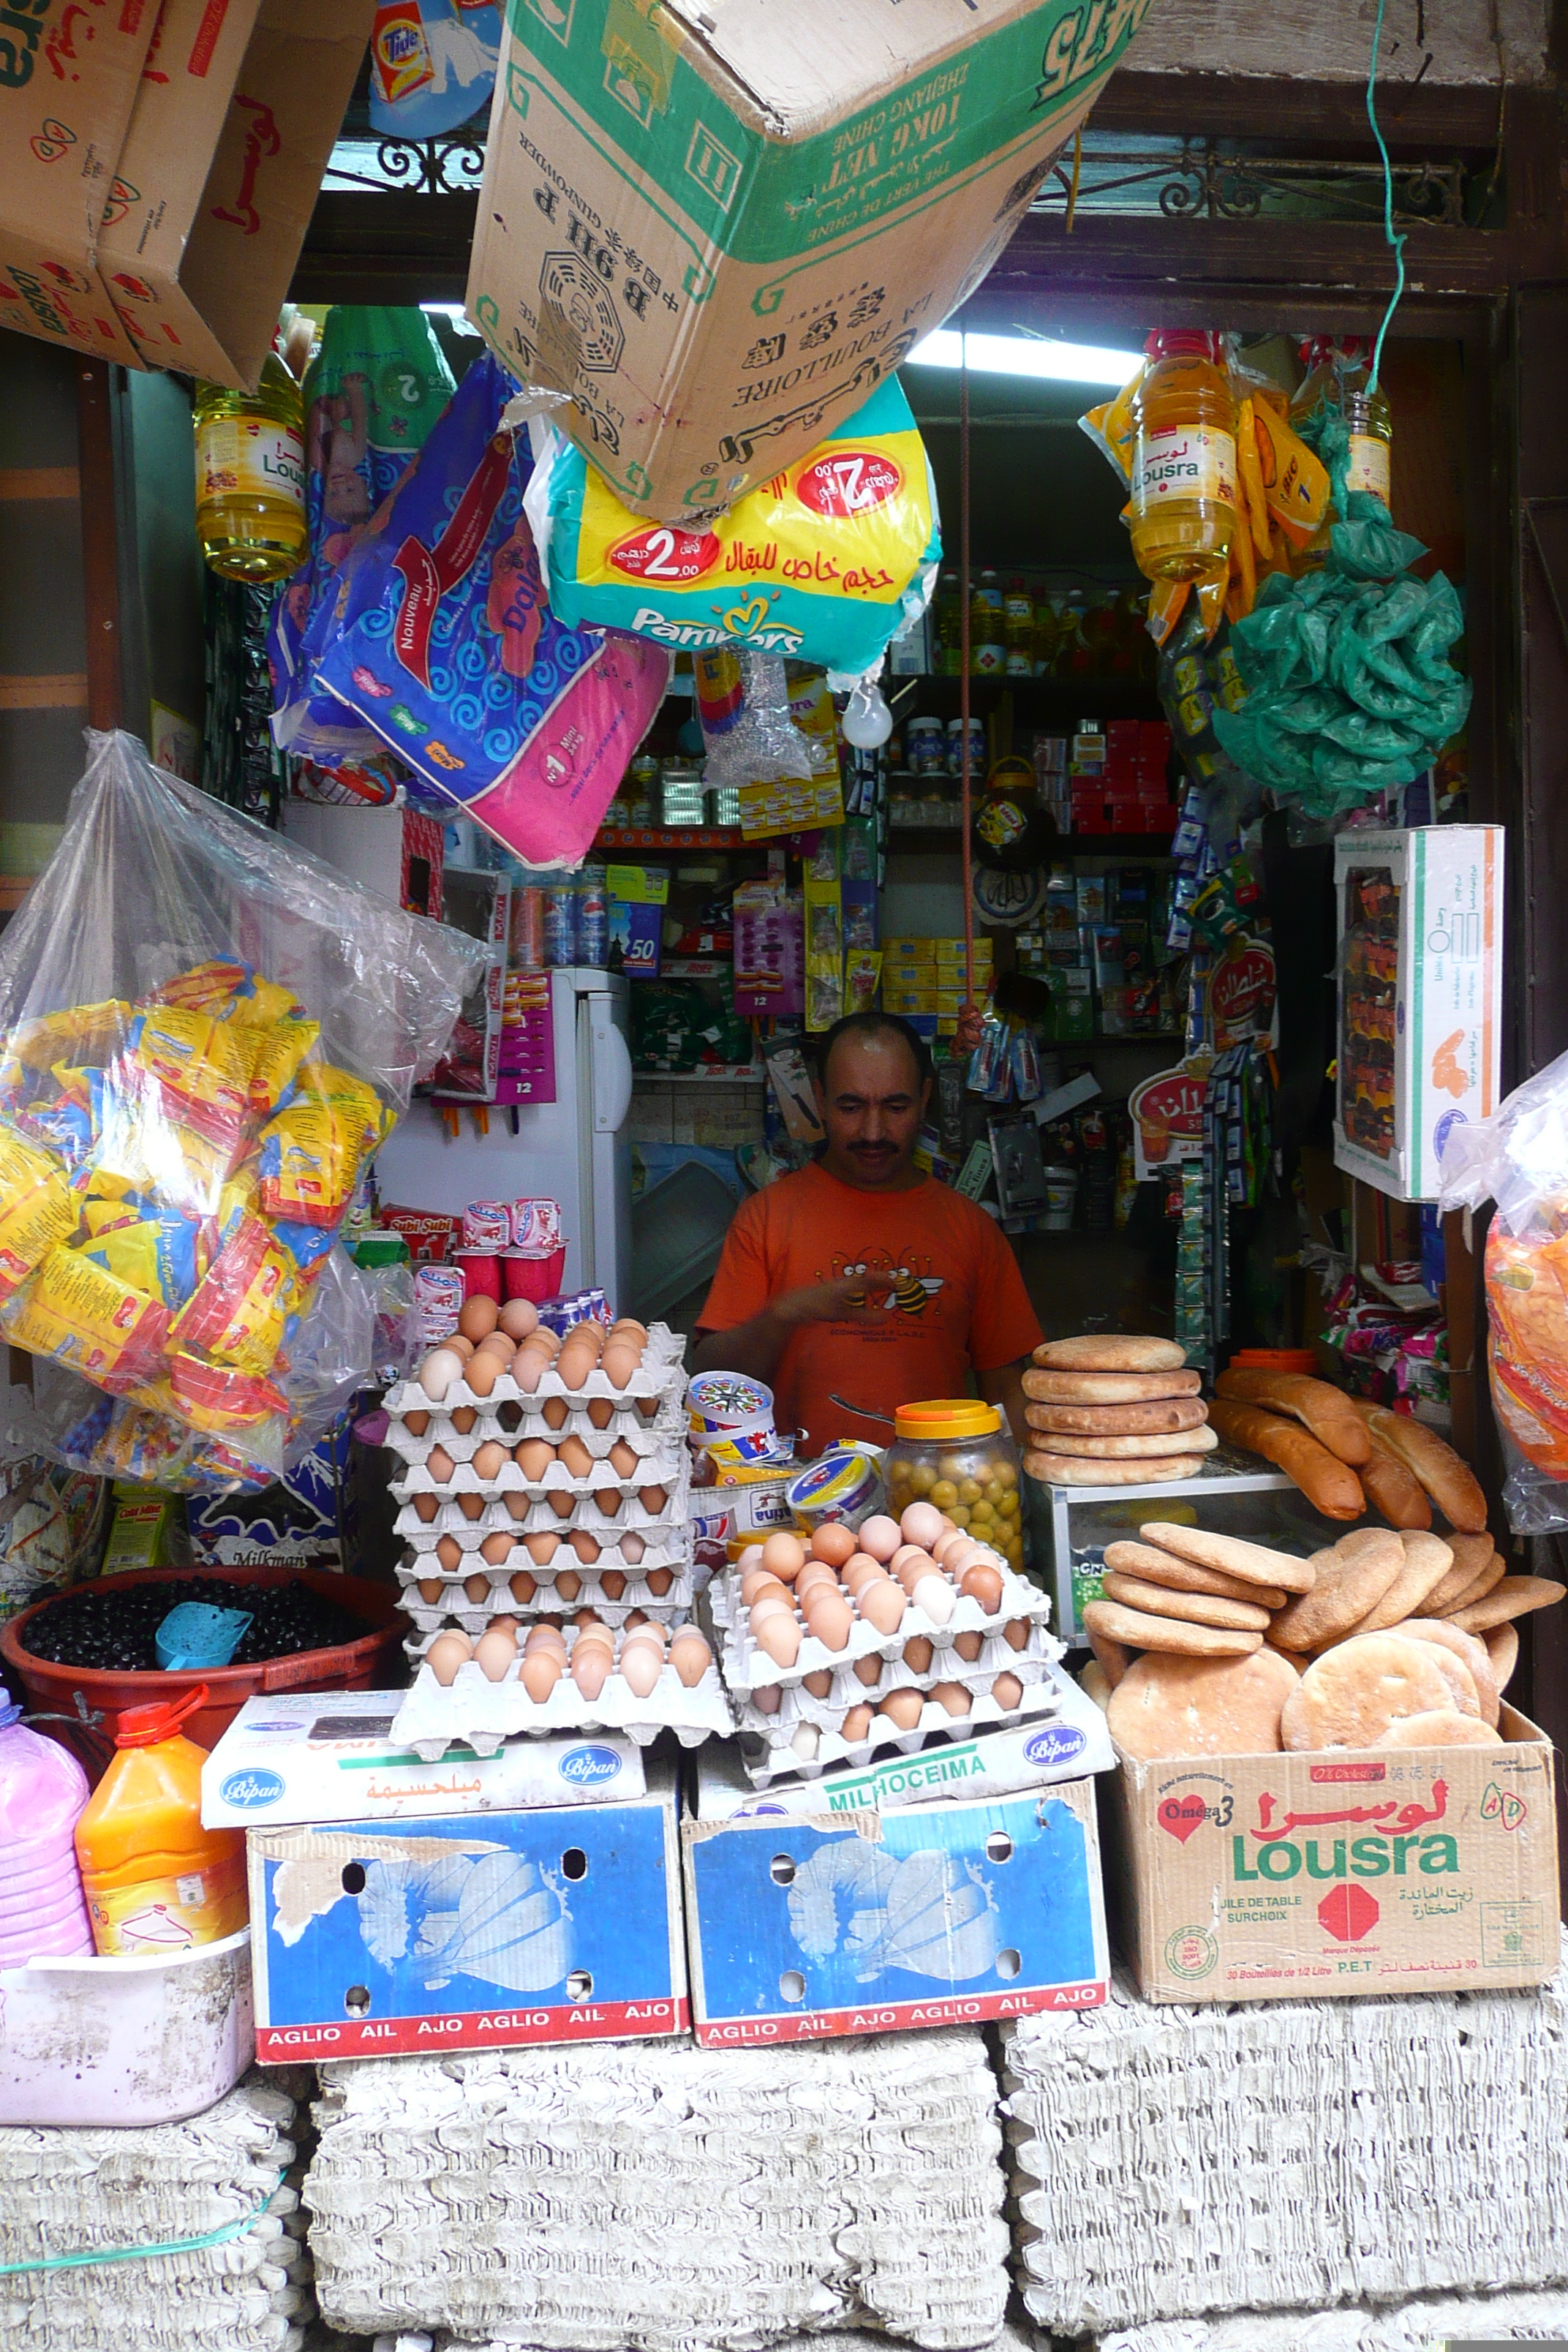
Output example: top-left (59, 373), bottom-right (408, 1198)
top-left (193, 350), bottom-right (307, 582)
top-left (1291, 335), bottom-right (1393, 507)
top-left (75, 1685), bottom-right (247, 1957)
top-left (1128, 330), bottom-right (1237, 582)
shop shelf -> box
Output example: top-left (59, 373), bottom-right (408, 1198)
top-left (596, 827), bottom-right (745, 851)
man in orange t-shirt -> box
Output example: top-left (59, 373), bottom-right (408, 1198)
top-left (693, 1014), bottom-right (1041, 1458)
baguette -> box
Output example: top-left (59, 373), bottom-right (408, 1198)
top-left (1351, 1401), bottom-right (1488, 1533)
top-left (1206, 1398), bottom-right (1366, 1520)
top-left (1357, 1439), bottom-right (1433, 1531)
top-left (1213, 1368), bottom-right (1371, 1465)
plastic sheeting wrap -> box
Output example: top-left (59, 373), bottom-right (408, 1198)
top-left (306, 2035), bottom-right (1009, 2349)
top-left (0, 2070), bottom-right (314, 2351)
top-left (1088, 2286), bottom-right (1568, 2348)
top-left (1002, 1939), bottom-right (1568, 2339)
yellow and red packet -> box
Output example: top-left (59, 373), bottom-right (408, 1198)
top-left (0, 1126), bottom-right (78, 1303)
top-left (258, 1063), bottom-right (391, 1227)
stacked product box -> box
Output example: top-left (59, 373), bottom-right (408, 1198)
top-left (883, 936), bottom-right (994, 1039)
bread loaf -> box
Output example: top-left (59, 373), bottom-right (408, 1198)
top-left (1024, 1396), bottom-right (1210, 1436)
top-left (1352, 1400), bottom-right (1488, 1532)
top-left (1024, 1450), bottom-right (1206, 1485)
top-left (1206, 1398), bottom-right (1367, 1519)
top-left (1022, 1366), bottom-right (1203, 1403)
top-left (1357, 1438), bottom-right (1433, 1531)
top-left (1214, 1367), bottom-right (1371, 1464)
top-left (1034, 1335), bottom-right (1188, 1372)
top-left (1024, 1425), bottom-right (1218, 1460)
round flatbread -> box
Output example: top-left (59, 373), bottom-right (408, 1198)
top-left (1028, 1425), bottom-right (1219, 1460)
top-left (1345, 1531), bottom-right (1455, 1635)
top-left (1024, 1368), bottom-right (1203, 1403)
top-left (1451, 1575), bottom-right (1566, 1635)
top-left (1100, 1572), bottom-right (1272, 1631)
top-left (1422, 1532), bottom-right (1498, 1618)
top-left (1025, 1451), bottom-right (1207, 1487)
top-left (1101, 1539), bottom-right (1288, 1609)
top-left (1082, 1598), bottom-right (1263, 1657)
top-left (1079, 1660), bottom-right (1113, 1711)
top-left (1137, 1522), bottom-right (1317, 1596)
top-left (1397, 1618), bottom-right (1499, 1727)
top-left (1106, 1648), bottom-right (1297, 1761)
top-left (1085, 1622), bottom-right (1130, 1689)
top-left (1280, 1634), bottom-right (1455, 1752)
top-left (1270, 1529), bottom-right (1406, 1651)
top-left (1034, 1335), bottom-right (1188, 1373)
top-left (1485, 1621), bottom-right (1519, 1697)
top-left (1376, 1710), bottom-right (1503, 1749)
top-left (1026, 1397), bottom-right (1210, 1437)
top-left (1442, 1553), bottom-right (1509, 1615)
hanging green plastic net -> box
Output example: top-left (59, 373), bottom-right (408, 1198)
top-left (1211, 415), bottom-right (1470, 818)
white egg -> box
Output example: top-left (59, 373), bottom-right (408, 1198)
top-left (420, 1347), bottom-right (463, 1402)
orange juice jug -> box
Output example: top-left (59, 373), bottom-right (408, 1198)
top-left (1128, 330), bottom-right (1237, 582)
top-left (74, 1686), bottom-right (247, 1957)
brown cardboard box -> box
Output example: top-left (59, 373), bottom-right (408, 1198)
top-left (1110, 1708), bottom-right (1560, 2004)
top-left (0, 0), bottom-right (159, 364)
top-left (99, 0), bottom-right (376, 389)
top-left (467, 0), bottom-right (1155, 522)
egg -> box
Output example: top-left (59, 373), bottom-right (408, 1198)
top-left (670, 1629), bottom-right (712, 1687)
top-left (542, 1395), bottom-right (569, 1431)
top-left (503, 1492), bottom-right (530, 1522)
top-left (557, 1342), bottom-right (597, 1392)
top-left (859, 1514), bottom-right (902, 1562)
top-left (620, 1642), bottom-right (663, 1699)
top-left (608, 1439), bottom-right (638, 1477)
top-left (474, 1440), bottom-right (506, 1481)
top-left (571, 1643), bottom-right (611, 1700)
top-left (611, 1316), bottom-right (649, 1342)
top-left (737, 1545), bottom-right (766, 1574)
top-left (878, 1688), bottom-right (924, 1730)
top-left (413, 1493), bottom-right (438, 1524)
top-left (638, 1484), bottom-right (668, 1515)
top-left (526, 1616), bottom-right (566, 1644)
top-left (602, 1341), bottom-right (640, 1390)
top-left (420, 1347), bottom-right (462, 1401)
top-left (568, 1528), bottom-right (600, 1564)
top-left (524, 1531), bottom-right (560, 1565)
top-left (761, 1531), bottom-right (806, 1581)
top-left (902, 1634), bottom-right (935, 1675)
top-left (900, 1500), bottom-right (946, 1550)
top-left (755, 1612), bottom-right (802, 1667)
top-left (600, 1568), bottom-right (627, 1600)
top-left (954, 1629), bottom-right (984, 1662)
top-left (753, 1684), bottom-right (783, 1714)
top-left (555, 1569), bottom-right (583, 1602)
top-left (891, 1544), bottom-right (932, 1580)
top-left (803, 1592), bottom-right (853, 1652)
top-left (458, 1494), bottom-right (485, 1522)
top-left (636, 1396), bottom-right (659, 1420)
top-left (548, 1434), bottom-right (584, 1479)
top-left (448, 1334), bottom-right (475, 1360)
top-left (960, 1562), bottom-right (1004, 1615)
top-left (426, 1631), bottom-right (472, 1686)
top-left (534, 1326), bottom-right (564, 1357)
top-left (646, 1567), bottom-right (674, 1597)
top-left (403, 1408), bottom-right (430, 1439)
top-left (548, 1490), bottom-right (576, 1520)
top-left (842, 1552), bottom-right (882, 1588)
top-left (587, 1396), bottom-right (615, 1429)
top-left (521, 1650), bottom-right (562, 1703)
top-left (913, 1573), bottom-right (954, 1626)
top-left (416, 1578), bottom-right (443, 1605)
top-left (465, 1351), bottom-right (500, 1398)
top-left (463, 1572), bottom-right (491, 1605)
top-left (513, 1345), bottom-right (549, 1394)
top-left (459, 1294), bottom-right (499, 1342)
top-left (748, 1591), bottom-right (792, 1629)
top-left (436, 1534), bottom-right (462, 1572)
top-left (475, 1624), bottom-right (518, 1681)
top-left (594, 1488), bottom-right (623, 1520)
top-left (509, 1569), bottom-right (537, 1607)
top-left (795, 1562), bottom-right (840, 1604)
top-left (427, 1444), bottom-right (455, 1485)
top-left (842, 1704), bottom-right (873, 1742)
top-left (857, 1578), bottom-right (907, 1635)
top-left (516, 1439), bottom-right (554, 1481)
top-left (620, 1533), bottom-right (645, 1564)
top-left (932, 1681), bottom-right (972, 1717)
top-left (804, 1668), bottom-right (834, 1698)
top-left (808, 1522), bottom-right (857, 1568)
top-left (992, 1671), bottom-right (1024, 1709)
top-left (499, 1297), bottom-right (540, 1341)
top-left (742, 1569), bottom-right (790, 1607)
top-left (1003, 1618), bottom-right (1030, 1651)
top-left (451, 1406), bottom-right (478, 1436)
top-left (853, 1651), bottom-right (883, 1687)
top-left (575, 1616), bottom-right (615, 1646)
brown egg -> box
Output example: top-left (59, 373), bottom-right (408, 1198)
top-left (568, 1527), bottom-right (600, 1564)
top-left (755, 1612), bottom-right (802, 1667)
top-left (878, 1688), bottom-right (924, 1730)
top-left (555, 1569), bottom-right (583, 1602)
top-left (587, 1395), bottom-right (615, 1429)
top-left (542, 1395), bottom-right (569, 1431)
top-left (620, 1532), bottom-right (645, 1564)
top-left (858, 1515), bottom-right (902, 1563)
top-left (1003, 1618), bottom-right (1030, 1651)
top-left (557, 1342), bottom-right (597, 1392)
top-left (611, 1316), bottom-right (649, 1342)
top-left (749, 1592), bottom-right (792, 1630)
top-left (532, 1326), bottom-right (563, 1357)
top-left (594, 1488), bottom-right (623, 1520)
top-left (931, 1531), bottom-right (968, 1568)
top-left (753, 1684), bottom-right (783, 1714)
top-left (571, 1643), bottom-right (611, 1700)
top-left (992, 1671), bottom-right (1024, 1709)
top-left (574, 1614), bottom-right (615, 1645)
top-left (670, 1629), bottom-right (712, 1688)
top-left (809, 1522), bottom-right (857, 1568)
top-left (804, 1667), bottom-right (834, 1698)
top-left (475, 1624), bottom-right (518, 1682)
top-left (480, 1530), bottom-right (513, 1567)
top-left (524, 1529), bottom-right (560, 1566)
top-left (499, 1297), bottom-right (540, 1341)
top-left (478, 1328), bottom-right (515, 1357)
top-left (842, 1555), bottom-right (882, 1593)
top-left (436, 1534), bottom-right (462, 1572)
top-left (737, 1545), bottom-right (766, 1573)
top-left (842, 1703), bottom-right (873, 1741)
top-left (447, 1334), bottom-right (475, 1361)
top-left (960, 1562), bottom-right (1004, 1615)
top-left (853, 1651), bottom-right (883, 1687)
top-left (451, 1406), bottom-right (478, 1436)
top-left (427, 1445), bottom-right (455, 1485)
top-left (526, 1617), bottom-right (566, 1646)
top-left (602, 1341), bottom-right (641, 1390)
top-left (891, 1544), bottom-right (933, 1582)
top-left (513, 1344), bottom-right (550, 1394)
top-left (473, 1440), bottom-right (506, 1482)
top-left (403, 1408), bottom-right (430, 1439)
top-left (504, 1492), bottom-right (530, 1520)
top-left (516, 1438), bottom-right (554, 1481)
top-left (416, 1577), bottom-right (443, 1605)
top-left (638, 1485), bottom-right (668, 1515)
top-left (521, 1649), bottom-right (562, 1703)
top-left (636, 1395), bottom-right (659, 1420)
top-left (458, 1493), bottom-right (485, 1522)
top-left (802, 1592), bottom-right (852, 1652)
top-left (509, 1569), bottom-right (537, 1607)
top-left (548, 1490), bottom-right (576, 1520)
top-left (645, 1567), bottom-right (674, 1597)
top-left (413, 1493), bottom-right (439, 1524)
top-left (463, 1572), bottom-right (491, 1605)
top-left (761, 1531), bottom-right (806, 1581)
top-left (459, 1294), bottom-right (499, 1342)
top-left (620, 1640), bottom-right (663, 1699)
top-left (900, 1501), bottom-right (948, 1551)
top-left (795, 1563), bottom-right (840, 1605)
top-left (857, 1578), bottom-right (906, 1635)
top-left (954, 1629), bottom-right (984, 1662)
top-left (742, 1568), bottom-right (790, 1607)
top-left (608, 1439), bottom-right (638, 1477)
top-left (464, 1351), bottom-right (500, 1398)
top-left (426, 1630), bottom-right (472, 1686)
top-left (902, 1634), bottom-right (935, 1675)
top-left (932, 1681), bottom-right (972, 1718)
top-left (550, 1434), bottom-right (587, 1480)
top-left (599, 1568), bottom-right (627, 1600)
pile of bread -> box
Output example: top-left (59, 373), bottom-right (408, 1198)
top-left (1208, 1363), bottom-right (1486, 1529)
top-left (1022, 1336), bottom-right (1213, 1485)
top-left (1082, 1518), bottom-right (1563, 1760)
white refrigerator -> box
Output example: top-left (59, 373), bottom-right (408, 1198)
top-left (372, 968), bottom-right (635, 1308)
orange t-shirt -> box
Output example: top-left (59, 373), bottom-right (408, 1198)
top-left (697, 1163), bottom-right (1042, 1458)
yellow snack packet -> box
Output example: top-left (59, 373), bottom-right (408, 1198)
top-left (7, 1245), bottom-right (172, 1390)
top-left (127, 1003), bottom-right (255, 1149)
top-left (170, 1211), bottom-right (301, 1376)
top-left (1079, 363), bottom-right (1145, 486)
top-left (0, 1126), bottom-right (78, 1302)
top-left (0, 1001), bottom-right (130, 1096)
top-left (1248, 403), bottom-right (1331, 550)
top-left (258, 1063), bottom-right (391, 1228)
top-left (148, 962), bottom-right (303, 1028)
top-left (246, 1013), bottom-right (320, 1118)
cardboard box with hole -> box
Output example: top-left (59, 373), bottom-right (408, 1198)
top-left (682, 1750), bottom-right (1109, 2045)
top-left (97, 0), bottom-right (377, 388)
top-left (467, 0), bottom-right (1156, 521)
top-left (1108, 1710), bottom-right (1560, 2005)
top-left (247, 1764), bottom-right (686, 2058)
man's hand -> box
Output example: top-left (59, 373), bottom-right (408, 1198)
top-left (692, 1273), bottom-right (888, 1383)
top-left (774, 1273), bottom-right (890, 1330)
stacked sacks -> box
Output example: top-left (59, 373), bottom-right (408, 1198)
top-left (306, 2036), bottom-right (1009, 2349)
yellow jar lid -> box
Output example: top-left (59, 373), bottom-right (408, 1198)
top-left (894, 1399), bottom-right (1001, 1440)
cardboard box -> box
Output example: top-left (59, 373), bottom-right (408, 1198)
top-left (203, 1690), bottom-right (646, 1828)
top-left (99, 0), bottom-right (377, 388)
top-left (1333, 825), bottom-right (1504, 1203)
top-left (682, 1764), bottom-right (1109, 2044)
top-left (1109, 1708), bottom-right (1560, 2005)
top-left (248, 1763), bottom-right (687, 2059)
top-left (0, 0), bottom-right (158, 364)
top-left (468, 0), bottom-right (1152, 521)
top-left (282, 802), bottom-right (443, 921)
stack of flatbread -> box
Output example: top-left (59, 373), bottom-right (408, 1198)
top-left (1022, 1336), bottom-right (1213, 1486)
top-left (1079, 1519), bottom-right (1560, 1762)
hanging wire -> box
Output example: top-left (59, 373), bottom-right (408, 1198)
top-left (955, 343), bottom-right (981, 1050)
top-left (1064, 129), bottom-right (1085, 235)
top-left (1365, 0), bottom-right (1406, 394)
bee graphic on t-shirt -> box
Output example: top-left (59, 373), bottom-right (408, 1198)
top-left (837, 1253), bottom-right (943, 1316)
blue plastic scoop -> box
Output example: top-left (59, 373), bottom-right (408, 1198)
top-left (154, 1602), bottom-right (252, 1673)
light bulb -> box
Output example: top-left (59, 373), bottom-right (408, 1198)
top-left (841, 680), bottom-right (893, 749)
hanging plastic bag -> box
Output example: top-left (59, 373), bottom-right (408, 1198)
top-left (368, 0), bottom-right (500, 141)
top-left (306, 353), bottom-right (671, 868)
top-left (0, 731), bottom-right (480, 1487)
top-left (270, 306), bottom-right (456, 785)
top-left (525, 377), bottom-right (940, 679)
top-left (1437, 1047), bottom-right (1568, 1531)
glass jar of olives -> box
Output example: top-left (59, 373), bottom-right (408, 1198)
top-left (883, 1401), bottom-right (1023, 1570)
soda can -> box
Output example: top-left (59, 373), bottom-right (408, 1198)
top-left (462, 1200), bottom-right (512, 1251)
top-left (543, 880), bottom-right (577, 967)
top-left (510, 886), bottom-right (546, 970)
top-left (576, 862), bottom-right (608, 968)
top-left (412, 1263), bottom-right (464, 1346)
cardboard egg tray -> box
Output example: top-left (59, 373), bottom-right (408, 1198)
top-left (391, 1625), bottom-right (734, 1757)
top-left (389, 1455), bottom-right (692, 1542)
top-left (739, 1663), bottom-right (1073, 1787)
top-left (393, 1495), bottom-right (692, 1568)
top-left (733, 1614), bottom-right (1060, 1735)
top-left (396, 1552), bottom-right (696, 1634)
top-left (382, 1393), bottom-right (685, 1466)
top-left (388, 1323), bottom-right (686, 1420)
top-left (709, 1551), bottom-right (1052, 1700)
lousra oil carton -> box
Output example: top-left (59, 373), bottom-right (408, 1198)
top-left (467, 0), bottom-right (1156, 522)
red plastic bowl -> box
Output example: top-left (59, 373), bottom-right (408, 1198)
top-left (0, 1565), bottom-right (406, 1754)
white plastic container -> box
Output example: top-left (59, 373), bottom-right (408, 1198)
top-left (0, 1926), bottom-right (253, 2126)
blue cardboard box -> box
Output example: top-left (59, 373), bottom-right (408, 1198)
top-left (682, 1768), bottom-right (1109, 2047)
top-left (249, 1768), bottom-right (686, 2061)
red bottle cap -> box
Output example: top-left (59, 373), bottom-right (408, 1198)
top-left (113, 1684), bottom-right (209, 1749)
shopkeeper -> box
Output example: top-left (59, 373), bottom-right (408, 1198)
top-left (693, 1013), bottom-right (1042, 1457)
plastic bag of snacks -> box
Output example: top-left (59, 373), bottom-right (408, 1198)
top-left (1439, 1044), bottom-right (1568, 1530)
top-left (0, 731), bottom-right (480, 1488)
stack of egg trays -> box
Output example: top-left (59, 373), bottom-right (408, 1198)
top-left (709, 1553), bottom-right (1065, 1784)
top-left (391, 1618), bottom-right (735, 1762)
